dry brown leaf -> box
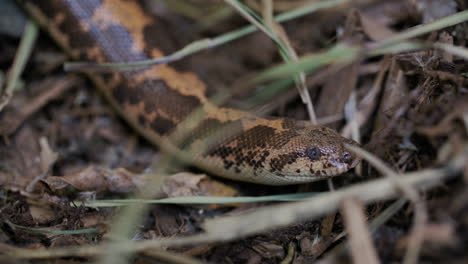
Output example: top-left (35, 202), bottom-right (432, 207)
top-left (161, 172), bottom-right (239, 208)
top-left (26, 137), bottom-right (59, 192)
top-left (161, 172), bottom-right (238, 198)
top-left (29, 205), bottom-right (56, 225)
top-left (0, 125), bottom-right (42, 190)
top-left (38, 137), bottom-right (58, 173)
top-left (251, 240), bottom-right (285, 260)
top-left (361, 0), bottom-right (413, 26)
top-left (396, 223), bottom-right (457, 251)
top-left (320, 214), bottom-right (335, 238)
top-left (40, 166), bottom-right (145, 194)
top-left (316, 9), bottom-right (361, 124)
top-left (297, 231), bottom-right (336, 258)
top-left (360, 13), bottom-right (397, 41)
top-left (0, 76), bottom-right (78, 136)
top-left (49, 235), bottom-right (87, 248)
top-left (161, 173), bottom-right (207, 197)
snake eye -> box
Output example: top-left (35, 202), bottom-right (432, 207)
top-left (306, 147), bottom-right (321, 161)
top-left (343, 152), bottom-right (351, 161)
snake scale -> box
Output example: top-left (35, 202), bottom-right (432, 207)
top-left (19, 0), bottom-right (361, 185)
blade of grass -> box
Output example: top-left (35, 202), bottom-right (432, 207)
top-left (261, 0), bottom-right (317, 123)
top-left (373, 9), bottom-right (468, 48)
top-left (367, 42), bottom-right (429, 56)
top-left (225, 0), bottom-right (316, 122)
top-left (0, 20), bottom-right (38, 112)
top-left (79, 192), bottom-right (320, 207)
top-left (8, 222), bottom-right (98, 235)
top-left (254, 44), bottom-right (359, 83)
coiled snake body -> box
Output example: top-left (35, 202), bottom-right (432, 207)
top-left (20, 0), bottom-right (361, 185)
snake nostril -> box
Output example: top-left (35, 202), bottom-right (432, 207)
top-left (342, 152), bottom-right (353, 164)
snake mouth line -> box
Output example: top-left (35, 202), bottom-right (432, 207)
top-left (283, 174), bottom-right (331, 182)
top-left (324, 165), bottom-right (349, 177)
top-left (282, 165), bottom-right (350, 182)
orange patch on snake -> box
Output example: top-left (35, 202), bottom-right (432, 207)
top-left (86, 46), bottom-right (107, 63)
top-left (91, 0), bottom-right (152, 53)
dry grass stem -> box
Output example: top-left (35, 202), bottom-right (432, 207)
top-left (341, 198), bottom-right (380, 264)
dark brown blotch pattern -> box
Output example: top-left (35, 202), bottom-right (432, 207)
top-left (208, 146), bottom-right (271, 175)
top-left (205, 125), bottom-right (301, 175)
top-left (150, 116), bottom-right (176, 135)
top-left (235, 125), bottom-right (298, 150)
top-left (35, 0), bottom-right (98, 57)
top-left (309, 167), bottom-right (316, 175)
top-left (146, 81), bottom-right (201, 121)
top-left (180, 118), bottom-right (242, 150)
top-left (269, 152), bottom-right (303, 174)
top-left (112, 79), bottom-right (202, 135)
top-left (142, 20), bottom-right (178, 56)
top-left (137, 114), bottom-right (147, 127)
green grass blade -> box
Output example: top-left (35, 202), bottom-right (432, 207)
top-left (254, 44), bottom-right (359, 83)
top-left (81, 192), bottom-right (319, 207)
top-left (10, 222), bottom-right (98, 235)
top-left (375, 10), bottom-right (468, 47)
top-left (0, 20), bottom-right (38, 112)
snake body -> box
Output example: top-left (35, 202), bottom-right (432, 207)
top-left (20, 0), bottom-right (360, 185)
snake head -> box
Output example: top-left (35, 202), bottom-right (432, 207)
top-left (268, 126), bottom-right (361, 184)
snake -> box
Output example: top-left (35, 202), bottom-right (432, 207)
top-left (19, 0), bottom-right (361, 185)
